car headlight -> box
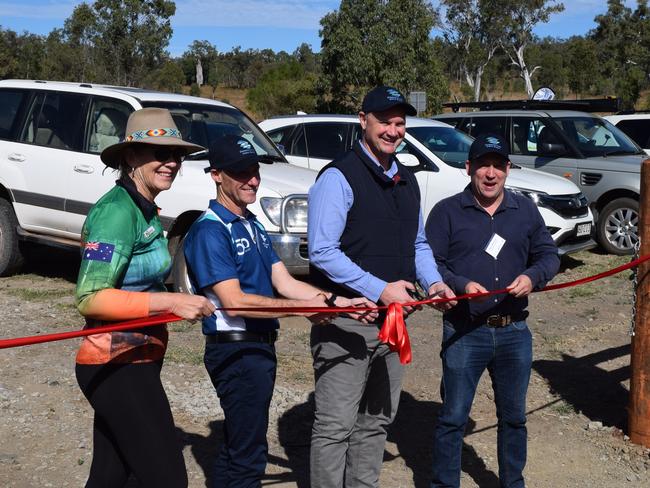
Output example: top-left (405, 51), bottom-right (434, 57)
top-left (260, 196), bottom-right (308, 230)
top-left (507, 186), bottom-right (545, 206)
top-left (260, 197), bottom-right (282, 226)
top-left (285, 197), bottom-right (308, 229)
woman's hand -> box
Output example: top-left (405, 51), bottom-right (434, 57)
top-left (169, 294), bottom-right (216, 321)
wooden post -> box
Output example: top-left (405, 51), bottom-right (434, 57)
top-left (629, 159), bottom-right (650, 447)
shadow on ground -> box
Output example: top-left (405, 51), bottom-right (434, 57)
top-left (533, 344), bottom-right (630, 430)
top-left (274, 391), bottom-right (499, 488)
top-left (19, 243), bottom-right (80, 283)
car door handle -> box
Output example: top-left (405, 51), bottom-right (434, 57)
top-left (8, 153), bottom-right (26, 162)
top-left (74, 164), bottom-right (95, 174)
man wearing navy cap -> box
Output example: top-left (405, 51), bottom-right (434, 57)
top-left (183, 134), bottom-right (374, 488)
top-left (308, 86), bottom-right (456, 488)
top-left (425, 133), bottom-right (560, 488)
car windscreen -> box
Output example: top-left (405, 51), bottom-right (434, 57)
top-left (554, 116), bottom-right (644, 157)
top-left (406, 126), bottom-right (472, 168)
top-left (140, 101), bottom-right (284, 160)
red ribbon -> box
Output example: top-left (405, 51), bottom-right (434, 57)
top-left (1, 253), bottom-right (649, 358)
top-left (378, 303), bottom-right (412, 364)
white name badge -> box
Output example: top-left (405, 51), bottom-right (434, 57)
top-left (484, 233), bottom-right (506, 259)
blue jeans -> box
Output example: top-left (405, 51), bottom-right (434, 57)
top-left (431, 320), bottom-right (532, 488)
top-left (204, 341), bottom-right (277, 488)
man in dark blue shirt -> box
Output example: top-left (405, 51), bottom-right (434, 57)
top-left (184, 135), bottom-right (373, 488)
top-left (425, 133), bottom-right (560, 488)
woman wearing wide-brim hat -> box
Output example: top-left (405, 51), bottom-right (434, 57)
top-left (74, 107), bottom-right (215, 487)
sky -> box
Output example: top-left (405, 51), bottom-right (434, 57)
top-left (0, 0), bottom-right (639, 56)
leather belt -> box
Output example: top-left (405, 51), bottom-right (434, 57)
top-left (205, 330), bottom-right (278, 345)
top-left (478, 312), bottom-right (528, 328)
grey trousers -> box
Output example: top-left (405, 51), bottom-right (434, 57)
top-left (310, 317), bottom-right (404, 488)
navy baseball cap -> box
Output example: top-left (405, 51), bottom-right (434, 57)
top-left (205, 135), bottom-right (272, 173)
top-left (468, 133), bottom-right (511, 162)
top-left (361, 85), bottom-right (417, 116)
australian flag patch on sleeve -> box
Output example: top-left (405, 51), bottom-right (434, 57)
top-left (83, 242), bottom-right (115, 262)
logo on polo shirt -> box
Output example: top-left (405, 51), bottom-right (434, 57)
top-left (259, 232), bottom-right (269, 248)
top-left (235, 237), bottom-right (251, 256)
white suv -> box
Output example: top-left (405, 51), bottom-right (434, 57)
top-left (0, 79), bottom-right (317, 280)
top-left (259, 115), bottom-right (595, 256)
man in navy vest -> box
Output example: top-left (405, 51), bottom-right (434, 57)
top-left (183, 135), bottom-right (375, 488)
top-left (426, 134), bottom-right (560, 488)
top-left (308, 86), bottom-right (456, 488)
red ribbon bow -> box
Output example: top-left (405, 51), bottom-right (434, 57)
top-left (378, 302), bottom-right (412, 364)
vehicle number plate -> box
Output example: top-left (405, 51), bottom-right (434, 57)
top-left (576, 223), bottom-right (591, 237)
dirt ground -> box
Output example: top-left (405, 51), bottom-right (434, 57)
top-left (1, 245), bottom-right (650, 487)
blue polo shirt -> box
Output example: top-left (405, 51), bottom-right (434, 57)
top-left (184, 200), bottom-right (281, 334)
top-left (425, 186), bottom-right (560, 323)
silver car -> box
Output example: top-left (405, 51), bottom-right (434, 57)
top-left (435, 109), bottom-right (646, 255)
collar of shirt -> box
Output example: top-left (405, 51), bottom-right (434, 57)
top-left (208, 199), bottom-right (257, 224)
top-left (460, 185), bottom-right (519, 213)
top-left (116, 175), bottom-right (159, 222)
top-left (357, 140), bottom-right (399, 178)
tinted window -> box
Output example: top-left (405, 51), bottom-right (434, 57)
top-left (142, 101), bottom-right (283, 158)
top-left (87, 98), bottom-right (132, 154)
top-left (615, 119), bottom-right (650, 148)
top-left (0, 89), bottom-right (27, 141)
top-left (407, 126), bottom-right (472, 168)
top-left (290, 125), bottom-right (308, 157)
top-left (511, 117), bottom-right (560, 156)
top-left (20, 91), bottom-right (87, 151)
top-left (304, 122), bottom-right (348, 160)
top-left (555, 116), bottom-right (642, 157)
top-left (465, 116), bottom-right (507, 139)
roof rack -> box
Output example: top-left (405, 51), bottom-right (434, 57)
top-left (443, 97), bottom-right (621, 113)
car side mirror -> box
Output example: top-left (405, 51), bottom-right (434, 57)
top-left (397, 153), bottom-right (420, 167)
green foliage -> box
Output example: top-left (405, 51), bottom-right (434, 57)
top-left (179, 39), bottom-right (219, 86)
top-left (318, 0), bottom-right (448, 114)
top-left (147, 60), bottom-right (185, 93)
top-left (247, 61), bottom-right (317, 118)
top-left (189, 82), bottom-right (201, 96)
top-left (91, 0), bottom-right (176, 86)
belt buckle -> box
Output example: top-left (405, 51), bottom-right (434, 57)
top-left (486, 315), bottom-right (503, 327)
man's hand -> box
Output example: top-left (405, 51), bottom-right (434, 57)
top-left (336, 296), bottom-right (379, 324)
top-left (465, 281), bottom-right (489, 302)
top-left (427, 282), bottom-right (457, 311)
top-left (508, 274), bottom-right (533, 297)
top-left (379, 280), bottom-right (416, 315)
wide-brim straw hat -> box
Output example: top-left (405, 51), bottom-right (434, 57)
top-left (100, 107), bottom-right (206, 168)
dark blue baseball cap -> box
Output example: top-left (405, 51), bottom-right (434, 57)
top-left (205, 135), bottom-right (272, 173)
top-left (468, 133), bottom-right (511, 162)
top-left (361, 85), bottom-right (417, 116)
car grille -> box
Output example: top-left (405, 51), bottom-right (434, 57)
top-left (299, 236), bottom-right (309, 259)
top-left (539, 193), bottom-right (589, 218)
top-left (580, 172), bottom-right (602, 186)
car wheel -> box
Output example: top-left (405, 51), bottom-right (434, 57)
top-left (0, 199), bottom-right (24, 276)
top-left (170, 238), bottom-right (194, 294)
top-left (597, 197), bottom-right (639, 255)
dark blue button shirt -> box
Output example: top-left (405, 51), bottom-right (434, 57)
top-left (425, 186), bottom-right (560, 322)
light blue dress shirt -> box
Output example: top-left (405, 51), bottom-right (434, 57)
top-left (308, 141), bottom-right (443, 302)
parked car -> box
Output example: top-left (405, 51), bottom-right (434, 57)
top-left (0, 79), bottom-right (317, 282)
top-left (259, 114), bottom-right (595, 257)
top-left (433, 105), bottom-right (647, 255)
top-left (603, 112), bottom-right (650, 156)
